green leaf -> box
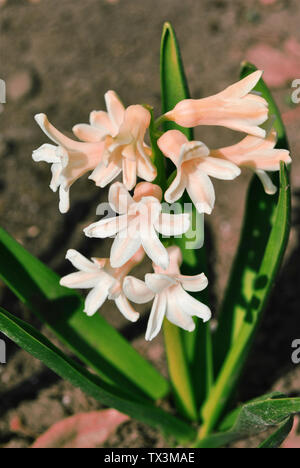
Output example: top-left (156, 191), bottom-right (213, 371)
top-left (0, 228), bottom-right (169, 402)
top-left (258, 417), bottom-right (294, 448)
top-left (160, 22), bottom-right (213, 420)
top-left (200, 162), bottom-right (291, 436)
top-left (195, 394), bottom-right (298, 448)
top-left (214, 62), bottom-right (290, 374)
top-left (0, 307), bottom-right (195, 444)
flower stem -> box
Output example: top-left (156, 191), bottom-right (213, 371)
top-left (163, 319), bottom-right (198, 422)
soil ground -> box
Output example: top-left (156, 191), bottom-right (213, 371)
top-left (1, 0), bottom-right (300, 448)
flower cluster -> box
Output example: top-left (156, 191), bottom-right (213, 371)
top-left (33, 71), bottom-right (291, 340)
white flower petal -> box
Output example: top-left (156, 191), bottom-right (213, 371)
top-left (140, 224), bottom-right (169, 270)
top-left (105, 90), bottom-right (125, 131)
top-left (65, 249), bottom-right (99, 273)
top-left (84, 214), bottom-right (129, 239)
top-left (255, 169), bottom-right (277, 195)
top-left (114, 293), bottom-right (140, 322)
top-left (145, 293), bottom-right (167, 341)
top-left (50, 162), bottom-right (63, 192)
top-left (145, 273), bottom-right (177, 294)
top-left (186, 171), bottom-right (215, 215)
top-left (123, 276), bottom-right (155, 304)
top-left (73, 124), bottom-right (103, 142)
top-left (59, 185), bottom-right (70, 214)
top-left (35, 114), bottom-right (79, 150)
top-left (174, 285), bottom-right (211, 322)
top-left (176, 273), bottom-right (208, 292)
top-left (60, 271), bottom-right (100, 289)
top-left (110, 218), bottom-right (141, 268)
top-left (122, 157), bottom-right (137, 191)
top-left (109, 182), bottom-right (135, 214)
top-left (84, 276), bottom-right (114, 316)
top-left (155, 213), bottom-right (190, 237)
top-left (164, 171), bottom-right (187, 204)
top-left (166, 289), bottom-right (196, 332)
top-left (197, 157), bottom-right (241, 180)
top-left (90, 110), bottom-right (116, 136)
top-left (32, 144), bottom-right (61, 163)
top-left (89, 161), bottom-right (122, 188)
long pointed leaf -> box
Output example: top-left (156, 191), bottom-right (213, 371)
top-left (0, 307), bottom-right (194, 443)
top-left (214, 62), bottom-right (290, 374)
top-left (0, 228), bottom-right (169, 402)
top-left (200, 162), bottom-right (291, 436)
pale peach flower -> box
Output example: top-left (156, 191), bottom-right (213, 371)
top-left (210, 129), bottom-right (292, 194)
top-left (60, 248), bottom-right (145, 321)
top-left (33, 114), bottom-right (104, 213)
top-left (74, 91), bottom-right (157, 190)
top-left (84, 182), bottom-right (190, 270)
top-left (165, 71), bottom-right (268, 138)
top-left (158, 130), bottom-right (240, 214)
top-left (123, 246), bottom-right (211, 341)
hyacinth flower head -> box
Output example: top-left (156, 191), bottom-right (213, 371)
top-left (74, 90), bottom-right (157, 190)
top-left (164, 71), bottom-right (269, 138)
top-left (33, 114), bottom-right (105, 213)
top-left (60, 247), bottom-right (145, 321)
top-left (158, 130), bottom-right (241, 214)
top-left (123, 246), bottom-right (211, 341)
top-left (84, 181), bottom-right (190, 270)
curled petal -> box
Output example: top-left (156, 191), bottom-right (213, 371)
top-left (110, 218), bottom-right (141, 268)
top-left (73, 124), bottom-right (104, 142)
top-left (196, 157), bottom-right (241, 180)
top-left (145, 293), bottom-right (167, 341)
top-left (109, 182), bottom-right (135, 214)
top-left (32, 144), bottom-right (60, 163)
top-left (174, 285), bottom-right (211, 322)
top-left (84, 280), bottom-right (112, 317)
top-left (123, 276), bottom-right (155, 304)
top-left (177, 272), bottom-right (208, 292)
top-left (90, 110), bottom-right (117, 136)
top-left (186, 171), bottom-right (215, 215)
top-left (105, 90), bottom-right (125, 131)
top-left (90, 160), bottom-right (122, 188)
top-left (60, 271), bottom-right (100, 289)
top-left (255, 170), bottom-right (277, 195)
top-left (50, 162), bottom-right (63, 192)
top-left (65, 249), bottom-right (99, 273)
top-left (35, 114), bottom-right (81, 151)
top-left (114, 293), bottom-right (140, 322)
top-left (122, 157), bottom-right (137, 190)
top-left (145, 273), bottom-right (177, 294)
top-left (59, 185), bottom-right (70, 214)
top-left (166, 289), bottom-right (196, 332)
top-left (154, 212), bottom-right (190, 237)
top-left (140, 223), bottom-right (169, 270)
top-left (84, 214), bottom-right (130, 239)
top-left (220, 70), bottom-right (263, 99)
top-left (157, 130), bottom-right (188, 166)
top-left (164, 170), bottom-right (187, 204)
top-left (137, 153), bottom-right (157, 182)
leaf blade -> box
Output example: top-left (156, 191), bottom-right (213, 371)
top-left (0, 307), bottom-right (195, 443)
top-left (0, 228), bottom-right (169, 402)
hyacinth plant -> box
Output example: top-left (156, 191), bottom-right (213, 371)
top-left (0, 23), bottom-right (298, 448)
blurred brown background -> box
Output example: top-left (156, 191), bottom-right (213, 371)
top-left (1, 0), bottom-right (300, 448)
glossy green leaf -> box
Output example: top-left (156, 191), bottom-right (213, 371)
top-left (160, 22), bottom-right (213, 420)
top-left (0, 307), bottom-right (194, 443)
top-left (0, 228), bottom-right (169, 402)
top-left (258, 417), bottom-right (294, 448)
top-left (200, 162), bottom-right (291, 436)
top-left (214, 62), bottom-right (290, 374)
top-left (196, 393), bottom-right (298, 448)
